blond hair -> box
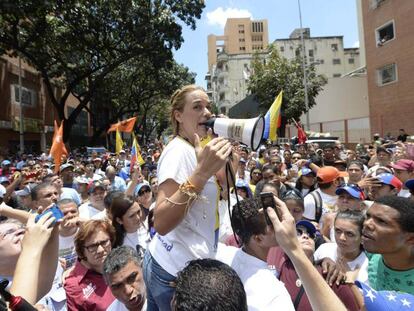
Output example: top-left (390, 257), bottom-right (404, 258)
top-left (170, 85), bottom-right (205, 135)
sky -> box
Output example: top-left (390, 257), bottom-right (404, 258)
top-left (173, 0), bottom-right (360, 86)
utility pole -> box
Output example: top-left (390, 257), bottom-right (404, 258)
top-left (18, 56), bottom-right (25, 153)
top-left (298, 0), bottom-right (310, 131)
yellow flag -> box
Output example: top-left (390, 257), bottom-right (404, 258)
top-left (268, 91), bottom-right (283, 141)
top-left (116, 129), bottom-right (123, 154)
top-left (131, 132), bottom-right (145, 166)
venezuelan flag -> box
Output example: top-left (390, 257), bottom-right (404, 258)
top-left (263, 91), bottom-right (283, 141)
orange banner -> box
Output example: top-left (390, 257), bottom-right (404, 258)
top-left (107, 117), bottom-right (137, 133)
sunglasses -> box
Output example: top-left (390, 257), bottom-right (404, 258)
top-left (138, 188), bottom-right (151, 196)
top-left (282, 189), bottom-right (303, 200)
top-left (296, 227), bottom-right (315, 240)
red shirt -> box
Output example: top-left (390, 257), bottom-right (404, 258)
top-left (267, 247), bottom-right (359, 311)
top-left (64, 260), bottom-right (115, 311)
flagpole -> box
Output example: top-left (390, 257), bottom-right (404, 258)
top-left (298, 0), bottom-right (310, 131)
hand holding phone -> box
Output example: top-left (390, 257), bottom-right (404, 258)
top-left (35, 204), bottom-right (64, 226)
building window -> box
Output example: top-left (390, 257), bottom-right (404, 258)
top-left (377, 63), bottom-right (397, 86)
top-left (295, 48), bottom-right (300, 57)
top-left (333, 74), bottom-right (342, 78)
top-left (219, 93), bottom-right (225, 101)
top-left (333, 58), bottom-right (341, 65)
top-left (280, 46), bottom-right (284, 52)
top-left (238, 30), bottom-right (245, 34)
top-left (371, 0), bottom-right (386, 9)
top-left (239, 46), bottom-right (246, 51)
top-left (376, 20), bottom-right (395, 46)
top-left (308, 49), bottom-right (314, 57)
top-left (11, 85), bottom-right (37, 107)
top-left (348, 58), bottom-right (355, 64)
top-left (319, 59), bottom-right (324, 64)
top-left (239, 38), bottom-right (245, 42)
top-left (331, 43), bottom-right (338, 51)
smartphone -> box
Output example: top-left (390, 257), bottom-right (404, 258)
top-left (35, 204), bottom-right (64, 226)
top-left (260, 192), bottom-right (281, 225)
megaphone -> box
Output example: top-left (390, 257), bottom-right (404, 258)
top-left (201, 116), bottom-right (265, 151)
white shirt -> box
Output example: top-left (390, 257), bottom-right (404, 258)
top-left (79, 202), bottom-right (104, 219)
top-left (314, 242), bottom-right (368, 283)
top-left (148, 137), bottom-right (220, 276)
top-left (303, 188), bottom-right (337, 222)
top-left (216, 244), bottom-right (294, 311)
top-left (398, 189), bottom-right (411, 198)
top-left (107, 299), bottom-right (147, 311)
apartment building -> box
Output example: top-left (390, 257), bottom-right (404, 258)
top-left (360, 0), bottom-right (414, 136)
top-left (273, 28), bottom-right (361, 78)
top-left (0, 55), bottom-right (90, 154)
top-left (206, 18), bottom-right (269, 114)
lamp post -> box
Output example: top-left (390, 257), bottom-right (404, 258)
top-left (298, 0), bottom-right (310, 131)
top-left (18, 56), bottom-right (25, 153)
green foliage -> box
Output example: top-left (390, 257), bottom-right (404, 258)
top-left (0, 0), bottom-right (204, 143)
top-left (248, 44), bottom-right (327, 125)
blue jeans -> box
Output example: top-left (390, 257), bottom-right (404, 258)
top-left (143, 251), bottom-right (176, 311)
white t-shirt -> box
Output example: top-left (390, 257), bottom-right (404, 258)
top-left (107, 299), bottom-right (147, 311)
top-left (79, 202), bottom-right (104, 219)
top-left (123, 226), bottom-right (150, 258)
top-left (398, 189), bottom-right (411, 198)
top-left (148, 137), bottom-right (220, 276)
top-left (314, 242), bottom-right (368, 282)
top-left (59, 232), bottom-right (77, 270)
top-left (303, 188), bottom-right (337, 222)
top-left (91, 209), bottom-right (108, 220)
top-left (216, 244), bottom-right (294, 311)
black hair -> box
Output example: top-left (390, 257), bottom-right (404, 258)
top-left (374, 196), bottom-right (414, 233)
top-left (295, 173), bottom-right (317, 193)
top-left (282, 187), bottom-right (304, 210)
top-left (347, 160), bottom-right (364, 171)
top-left (309, 154), bottom-right (323, 167)
top-left (231, 197), bottom-right (267, 246)
top-left (174, 259), bottom-right (247, 311)
top-left (323, 144), bottom-right (335, 151)
top-left (104, 190), bottom-right (124, 210)
top-left (318, 180), bottom-right (334, 190)
top-left (103, 245), bottom-right (141, 283)
top-left (334, 210), bottom-right (365, 234)
top-left (30, 182), bottom-right (54, 201)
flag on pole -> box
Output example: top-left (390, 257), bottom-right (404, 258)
top-left (292, 119), bottom-right (307, 144)
top-left (130, 133), bottom-right (145, 172)
top-left (53, 120), bottom-right (68, 156)
top-left (115, 129), bottom-right (124, 154)
top-left (50, 120), bottom-right (65, 173)
top-left (263, 91), bottom-right (283, 141)
top-left (107, 117), bottom-right (137, 133)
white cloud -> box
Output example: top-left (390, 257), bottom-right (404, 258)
top-left (353, 40), bottom-right (360, 48)
top-left (206, 7), bottom-right (253, 28)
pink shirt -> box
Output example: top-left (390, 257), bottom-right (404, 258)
top-left (64, 260), bottom-right (115, 311)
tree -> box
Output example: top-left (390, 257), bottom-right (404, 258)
top-left (0, 0), bottom-right (204, 143)
top-left (248, 44), bottom-right (327, 136)
top-left (89, 58), bottom-right (195, 145)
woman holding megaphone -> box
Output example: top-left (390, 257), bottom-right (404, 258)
top-left (143, 85), bottom-right (234, 311)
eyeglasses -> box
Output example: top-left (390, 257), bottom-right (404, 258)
top-left (84, 239), bottom-right (111, 253)
top-left (296, 227), bottom-right (315, 240)
top-left (138, 188), bottom-right (151, 196)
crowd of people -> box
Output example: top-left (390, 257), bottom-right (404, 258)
top-left (0, 84), bottom-right (414, 311)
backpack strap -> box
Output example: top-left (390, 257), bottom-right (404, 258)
top-left (310, 191), bottom-right (323, 222)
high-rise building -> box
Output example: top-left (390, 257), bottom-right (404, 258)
top-left (360, 0), bottom-right (414, 136)
top-left (206, 18), bottom-right (269, 114)
top-left (273, 28), bottom-right (361, 78)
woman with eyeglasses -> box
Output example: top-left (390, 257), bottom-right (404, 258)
top-left (315, 211), bottom-right (368, 283)
top-left (109, 195), bottom-right (148, 259)
top-left (267, 220), bottom-right (359, 311)
top-left (64, 219), bottom-right (116, 310)
top-left (249, 167), bottom-right (262, 194)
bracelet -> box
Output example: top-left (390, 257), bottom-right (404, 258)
top-left (179, 180), bottom-right (200, 199)
top-left (165, 197), bottom-right (190, 206)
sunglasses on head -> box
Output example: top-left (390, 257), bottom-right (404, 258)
top-left (138, 188), bottom-right (151, 196)
top-left (282, 189), bottom-right (303, 200)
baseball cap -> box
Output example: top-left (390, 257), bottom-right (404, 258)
top-left (93, 157), bottom-right (102, 162)
top-left (376, 146), bottom-right (392, 155)
top-left (74, 176), bottom-right (89, 185)
top-left (336, 184), bottom-right (365, 200)
top-left (377, 173), bottom-right (403, 191)
top-left (1, 160), bottom-right (11, 166)
top-left (391, 159), bottom-right (414, 171)
top-left (298, 167), bottom-right (315, 177)
top-left (296, 220), bottom-right (317, 236)
top-left (239, 158), bottom-right (247, 164)
top-left (316, 166), bottom-right (348, 184)
top-left (405, 179), bottom-right (414, 191)
top-left (0, 176), bottom-right (10, 184)
top-left (60, 163), bottom-right (74, 173)
top-left (88, 181), bottom-right (106, 194)
top-left (15, 183), bottom-right (37, 197)
top-left (134, 182), bottom-right (151, 197)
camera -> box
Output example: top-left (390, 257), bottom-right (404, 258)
top-left (260, 192), bottom-right (281, 224)
top-left (35, 204), bottom-right (64, 226)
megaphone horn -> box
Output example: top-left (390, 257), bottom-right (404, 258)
top-left (201, 116), bottom-right (265, 151)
